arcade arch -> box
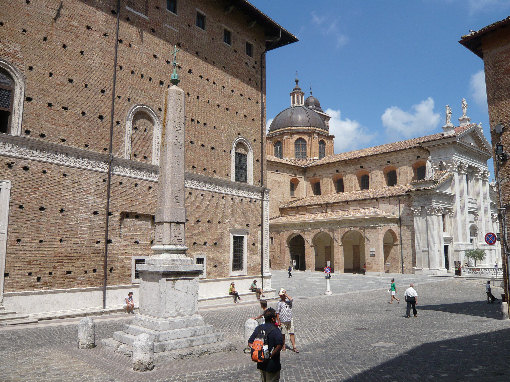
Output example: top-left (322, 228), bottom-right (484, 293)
top-left (342, 230), bottom-right (365, 273)
top-left (288, 234), bottom-right (306, 271)
top-left (313, 232), bottom-right (334, 271)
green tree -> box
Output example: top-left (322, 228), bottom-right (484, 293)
top-left (465, 249), bottom-right (486, 266)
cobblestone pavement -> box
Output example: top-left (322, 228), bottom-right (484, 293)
top-left (1, 275), bottom-right (509, 381)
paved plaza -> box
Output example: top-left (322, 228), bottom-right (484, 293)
top-left (1, 271), bottom-right (509, 381)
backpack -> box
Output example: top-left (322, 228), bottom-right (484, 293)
top-left (251, 326), bottom-right (275, 363)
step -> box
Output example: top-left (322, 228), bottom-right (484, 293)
top-left (0, 312), bottom-right (29, 322)
top-left (1, 317), bottom-right (38, 326)
top-left (125, 323), bottom-right (215, 342)
top-left (155, 332), bottom-right (224, 353)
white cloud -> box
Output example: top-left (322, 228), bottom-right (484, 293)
top-left (325, 108), bottom-right (375, 152)
top-left (468, 0), bottom-right (510, 14)
top-left (266, 118), bottom-right (273, 132)
top-left (470, 70), bottom-right (487, 108)
top-left (381, 97), bottom-right (440, 139)
top-left (311, 11), bottom-right (348, 49)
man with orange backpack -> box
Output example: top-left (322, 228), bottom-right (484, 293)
top-left (248, 307), bottom-right (284, 381)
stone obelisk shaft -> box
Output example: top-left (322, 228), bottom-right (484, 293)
top-left (154, 85), bottom-right (186, 255)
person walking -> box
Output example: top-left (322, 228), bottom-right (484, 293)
top-left (248, 308), bottom-right (284, 382)
top-left (288, 265), bottom-right (292, 278)
top-left (404, 283), bottom-right (418, 318)
top-left (486, 280), bottom-right (497, 303)
top-left (276, 289), bottom-right (298, 353)
top-left (389, 278), bottom-right (400, 304)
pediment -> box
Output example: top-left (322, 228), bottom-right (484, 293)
top-left (457, 125), bottom-right (491, 154)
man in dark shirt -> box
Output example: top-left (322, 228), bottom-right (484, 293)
top-left (248, 307), bottom-right (284, 381)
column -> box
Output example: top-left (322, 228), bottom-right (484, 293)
top-left (454, 172), bottom-right (464, 242)
top-left (304, 233), bottom-right (314, 271)
top-left (412, 207), bottom-right (424, 270)
top-left (0, 180), bottom-right (11, 307)
top-left (262, 190), bottom-right (271, 290)
top-left (333, 230), bottom-right (345, 273)
top-left (425, 207), bottom-right (442, 270)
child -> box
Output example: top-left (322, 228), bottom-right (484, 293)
top-left (389, 278), bottom-right (400, 304)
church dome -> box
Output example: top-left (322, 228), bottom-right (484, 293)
top-left (304, 95), bottom-right (323, 112)
top-left (269, 105), bottom-right (327, 132)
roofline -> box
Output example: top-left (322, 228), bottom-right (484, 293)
top-left (233, 0), bottom-right (298, 51)
top-left (459, 16), bottom-right (510, 58)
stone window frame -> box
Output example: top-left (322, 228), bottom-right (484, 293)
top-left (124, 104), bottom-right (162, 165)
top-left (412, 160), bottom-right (427, 181)
top-left (273, 140), bottom-right (283, 159)
top-left (231, 137), bottom-right (253, 185)
top-left (166, 0), bottom-right (177, 15)
top-left (230, 229), bottom-right (248, 276)
top-left (195, 9), bottom-right (206, 31)
top-left (384, 166), bottom-right (398, 187)
top-left (310, 178), bottom-right (321, 196)
top-left (223, 26), bottom-right (232, 46)
top-left (318, 140), bottom-right (326, 159)
top-left (193, 254), bottom-right (206, 278)
top-left (131, 256), bottom-right (150, 283)
top-left (334, 176), bottom-right (344, 193)
top-left (245, 41), bottom-right (254, 57)
top-left (357, 171), bottom-right (370, 190)
top-left (0, 59), bottom-right (25, 137)
top-left (294, 138), bottom-right (307, 159)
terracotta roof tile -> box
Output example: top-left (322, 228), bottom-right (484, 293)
top-left (270, 207), bottom-right (396, 225)
top-left (281, 185), bottom-right (411, 208)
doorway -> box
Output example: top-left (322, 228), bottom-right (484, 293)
top-left (444, 245), bottom-right (449, 270)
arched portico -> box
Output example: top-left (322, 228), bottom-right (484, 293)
top-left (342, 230), bottom-right (365, 273)
top-left (288, 234), bottom-right (306, 271)
top-left (313, 232), bottom-right (334, 271)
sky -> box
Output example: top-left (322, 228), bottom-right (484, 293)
top-left (250, 0), bottom-right (510, 176)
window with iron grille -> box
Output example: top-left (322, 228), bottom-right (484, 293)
top-left (295, 138), bottom-right (307, 159)
top-left (313, 181), bottom-right (321, 195)
top-left (274, 141), bottom-right (283, 159)
top-left (246, 42), bottom-right (253, 57)
top-left (232, 236), bottom-right (244, 271)
top-left (223, 29), bottom-right (232, 45)
top-left (416, 165), bottom-right (426, 180)
top-left (319, 140), bottom-right (326, 159)
top-left (196, 11), bottom-right (206, 30)
top-left (386, 170), bottom-right (397, 187)
top-left (360, 174), bottom-right (369, 190)
top-left (0, 69), bottom-right (14, 134)
top-left (235, 152), bottom-right (247, 182)
top-left (335, 178), bottom-right (344, 193)
top-left (134, 258), bottom-right (146, 280)
top-left (166, 0), bottom-right (177, 14)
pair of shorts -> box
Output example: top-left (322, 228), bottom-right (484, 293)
top-left (391, 291), bottom-right (395, 296)
top-left (280, 320), bottom-right (295, 335)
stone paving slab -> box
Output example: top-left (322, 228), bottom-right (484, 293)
top-left (0, 274), bottom-right (508, 381)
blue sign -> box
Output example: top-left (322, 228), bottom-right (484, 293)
top-left (485, 232), bottom-right (497, 245)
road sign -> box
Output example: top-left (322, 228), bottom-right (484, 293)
top-left (485, 232), bottom-right (497, 245)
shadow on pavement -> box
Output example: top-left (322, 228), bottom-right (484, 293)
top-left (418, 300), bottom-right (503, 320)
top-left (346, 328), bottom-right (510, 381)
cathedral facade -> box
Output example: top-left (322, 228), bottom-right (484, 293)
top-left (0, 0), bottom-right (296, 315)
top-left (267, 80), bottom-right (501, 274)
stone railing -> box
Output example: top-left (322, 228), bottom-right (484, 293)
top-left (463, 267), bottom-right (500, 277)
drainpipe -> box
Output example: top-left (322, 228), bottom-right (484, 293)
top-left (103, 0), bottom-right (121, 309)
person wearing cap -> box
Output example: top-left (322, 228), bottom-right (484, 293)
top-left (276, 288), bottom-right (298, 353)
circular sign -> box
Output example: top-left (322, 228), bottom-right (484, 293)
top-left (485, 232), bottom-right (497, 245)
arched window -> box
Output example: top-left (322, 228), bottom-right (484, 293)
top-left (290, 178), bottom-right (299, 197)
top-left (318, 140), bottom-right (326, 159)
top-left (0, 59), bottom-right (24, 136)
top-left (124, 104), bottom-right (162, 165)
top-left (359, 174), bottom-right (369, 190)
top-left (231, 137), bottom-right (253, 184)
top-left (386, 170), bottom-right (397, 187)
top-left (274, 141), bottom-right (283, 159)
top-left (295, 138), bottom-right (307, 159)
top-left (335, 177), bottom-right (344, 193)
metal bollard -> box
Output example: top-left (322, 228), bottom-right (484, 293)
top-left (78, 317), bottom-right (95, 349)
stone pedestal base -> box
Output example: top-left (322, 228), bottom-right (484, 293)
top-left (106, 314), bottom-right (225, 355)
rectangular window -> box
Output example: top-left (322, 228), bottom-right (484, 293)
top-left (335, 178), bottom-right (344, 193)
top-left (194, 255), bottom-right (206, 278)
top-left (166, 0), bottom-right (177, 14)
top-left (246, 42), bottom-right (253, 57)
top-left (235, 152), bottom-right (247, 183)
top-left (290, 181), bottom-right (295, 197)
top-left (132, 257), bottom-right (148, 282)
top-left (360, 174), bottom-right (370, 190)
top-left (196, 11), bottom-right (206, 30)
top-left (223, 29), bottom-right (232, 45)
top-left (232, 236), bottom-right (244, 272)
top-left (313, 181), bottom-right (321, 196)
